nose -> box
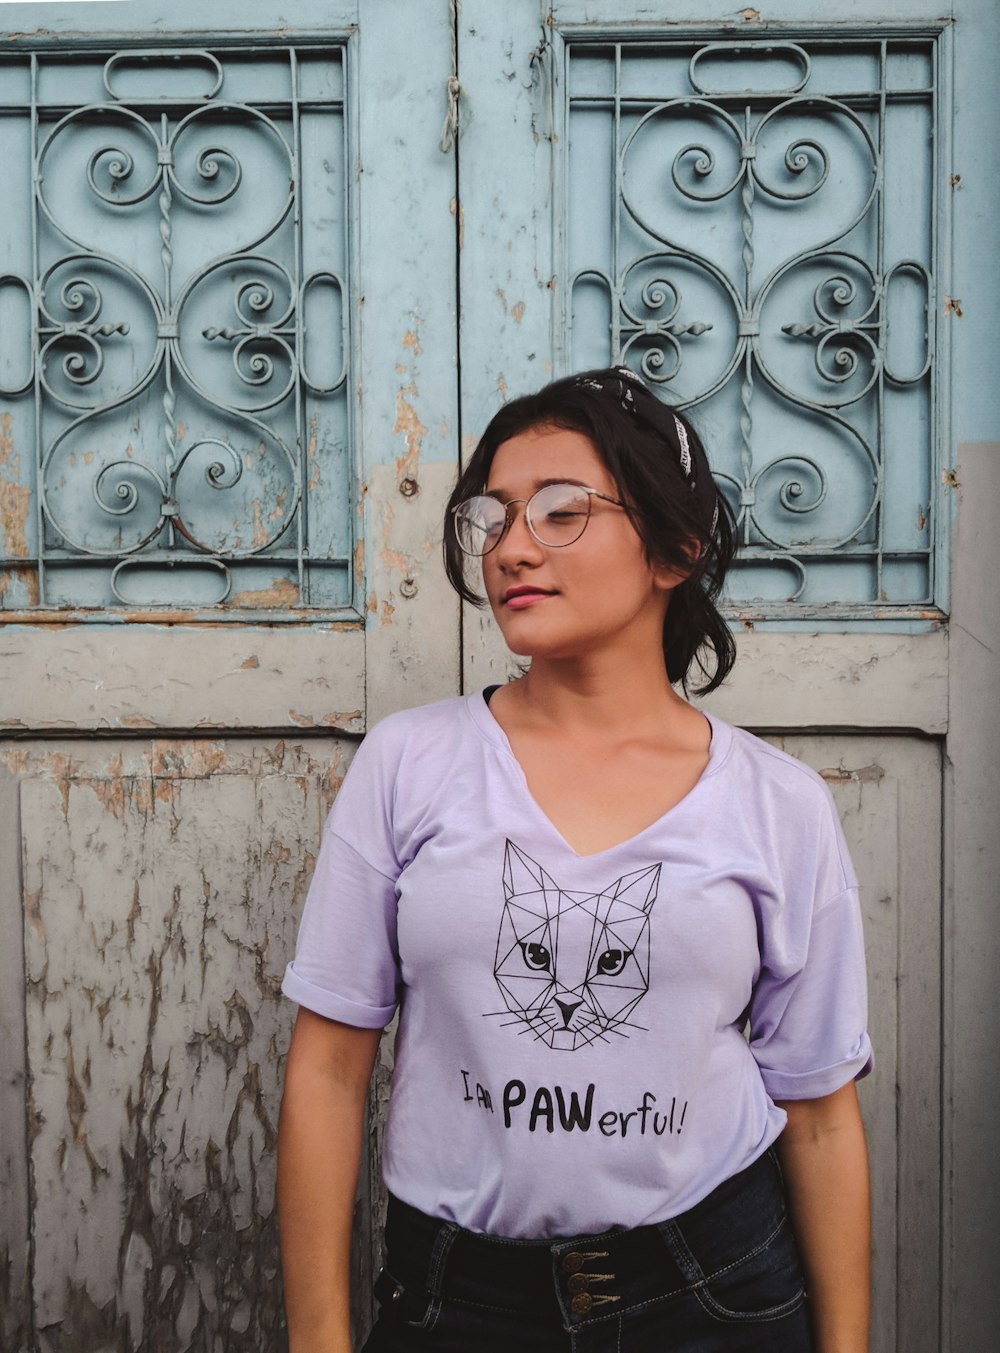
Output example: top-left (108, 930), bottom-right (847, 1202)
top-left (555, 997), bottom-right (583, 1028)
top-left (492, 498), bottom-right (544, 568)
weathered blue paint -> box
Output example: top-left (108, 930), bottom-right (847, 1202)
top-left (559, 30), bottom-right (943, 617)
top-left (0, 37), bottom-right (354, 612)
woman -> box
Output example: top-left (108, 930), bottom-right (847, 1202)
top-left (278, 367), bottom-right (872, 1353)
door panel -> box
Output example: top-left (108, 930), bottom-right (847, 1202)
top-left (457, 6), bottom-right (967, 1353)
top-left (4, 735), bottom-right (354, 1350)
top-left (0, 2), bottom-right (459, 1350)
top-left (773, 734), bottom-right (942, 1353)
top-left (0, 0), bottom-right (461, 731)
top-left (1, 2), bottom-right (995, 1352)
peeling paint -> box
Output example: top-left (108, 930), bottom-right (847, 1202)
top-left (449, 195), bottom-right (465, 250)
top-left (251, 498), bottom-right (268, 549)
top-left (402, 329), bottom-right (423, 357)
top-left (379, 547), bottom-right (409, 577)
top-left (0, 476), bottom-right (31, 558)
top-left (819, 763), bottom-right (886, 786)
top-left (942, 469), bottom-right (960, 489)
top-left (307, 416), bottom-right (320, 492)
top-left (944, 295), bottom-right (964, 317)
top-left (321, 709), bottom-right (362, 727)
top-left (0, 606), bottom-right (359, 628)
top-left (230, 578), bottom-right (300, 608)
top-left (12, 734), bottom-right (351, 1351)
top-left (1, 745), bottom-right (30, 773)
top-left (0, 564), bottom-right (40, 608)
top-left (240, 655), bottom-right (260, 670)
top-left (148, 742), bottom-right (228, 779)
top-left (0, 411), bottom-right (12, 466)
top-left (511, 300), bottom-right (525, 323)
top-left (393, 384), bottom-right (427, 484)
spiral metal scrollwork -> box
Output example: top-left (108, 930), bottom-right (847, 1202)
top-left (572, 36), bottom-right (933, 607)
top-left (19, 46), bottom-right (349, 608)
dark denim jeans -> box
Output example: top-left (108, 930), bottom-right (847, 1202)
top-left (362, 1148), bottom-right (812, 1353)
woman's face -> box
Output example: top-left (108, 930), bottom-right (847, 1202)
top-left (481, 425), bottom-right (681, 663)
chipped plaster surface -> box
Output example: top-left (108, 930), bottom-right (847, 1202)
top-left (4, 736), bottom-right (352, 1350)
top-left (0, 627), bottom-right (367, 734)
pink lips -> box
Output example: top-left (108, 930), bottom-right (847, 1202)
top-left (503, 587), bottom-right (553, 610)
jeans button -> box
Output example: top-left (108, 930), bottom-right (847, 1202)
top-left (570, 1293), bottom-right (593, 1315)
top-left (391, 1284), bottom-right (404, 1304)
top-left (561, 1251), bottom-right (584, 1274)
top-left (568, 1273), bottom-right (589, 1293)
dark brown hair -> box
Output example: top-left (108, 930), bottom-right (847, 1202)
top-left (443, 367), bottom-right (738, 694)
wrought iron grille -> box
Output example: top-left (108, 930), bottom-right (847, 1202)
top-left (564, 35), bottom-right (942, 616)
top-left (0, 44), bottom-right (351, 615)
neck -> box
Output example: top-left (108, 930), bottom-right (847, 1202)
top-left (507, 648), bottom-right (694, 737)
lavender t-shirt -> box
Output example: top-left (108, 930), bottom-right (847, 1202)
top-left (282, 691), bottom-right (872, 1238)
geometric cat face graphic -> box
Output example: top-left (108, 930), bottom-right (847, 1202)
top-left (490, 842), bottom-right (660, 1051)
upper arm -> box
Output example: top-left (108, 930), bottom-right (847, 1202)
top-left (283, 1006), bottom-right (383, 1101)
top-left (774, 1079), bottom-right (865, 1145)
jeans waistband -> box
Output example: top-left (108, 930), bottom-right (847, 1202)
top-left (383, 1147), bottom-right (783, 1324)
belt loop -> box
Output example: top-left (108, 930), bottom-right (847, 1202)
top-left (425, 1219), bottom-right (460, 1298)
top-left (655, 1217), bottom-right (704, 1285)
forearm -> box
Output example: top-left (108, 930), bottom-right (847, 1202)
top-left (775, 1083), bottom-right (871, 1353)
top-left (278, 1011), bottom-right (381, 1353)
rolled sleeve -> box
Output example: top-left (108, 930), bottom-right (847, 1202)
top-left (281, 963), bottom-right (397, 1028)
top-left (750, 885), bottom-right (873, 1101)
top-left (282, 828), bottom-right (401, 1028)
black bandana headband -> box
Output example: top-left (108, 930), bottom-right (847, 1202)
top-left (573, 367), bottom-right (720, 536)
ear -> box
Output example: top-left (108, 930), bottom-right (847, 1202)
top-left (651, 562), bottom-right (690, 594)
top-left (650, 538), bottom-right (699, 593)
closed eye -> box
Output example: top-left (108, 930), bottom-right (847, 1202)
top-left (594, 948), bottom-right (631, 977)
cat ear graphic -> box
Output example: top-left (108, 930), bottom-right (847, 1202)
top-left (609, 863), bottom-right (661, 915)
top-left (503, 839), bottom-right (560, 903)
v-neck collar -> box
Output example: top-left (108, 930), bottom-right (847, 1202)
top-left (463, 687), bottom-right (734, 861)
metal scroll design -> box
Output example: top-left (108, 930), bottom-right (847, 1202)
top-left (20, 53), bottom-right (347, 607)
top-left (571, 40), bottom-right (935, 608)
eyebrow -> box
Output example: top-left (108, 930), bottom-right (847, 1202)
top-left (483, 477), bottom-right (591, 501)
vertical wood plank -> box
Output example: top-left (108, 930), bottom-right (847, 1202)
top-left (457, 0), bottom-right (560, 694)
top-left (356, 0), bottom-right (462, 726)
top-left (0, 764), bottom-right (31, 1353)
top-left (893, 740), bottom-right (942, 1353)
top-left (770, 734), bottom-right (941, 1353)
top-left (944, 435), bottom-right (1000, 1353)
top-left (13, 739), bottom-right (348, 1352)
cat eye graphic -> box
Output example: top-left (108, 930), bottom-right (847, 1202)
top-left (596, 948), bottom-right (629, 976)
top-left (520, 941), bottom-right (633, 979)
top-left (521, 942), bottom-right (551, 971)
top-left (491, 842), bottom-right (660, 1052)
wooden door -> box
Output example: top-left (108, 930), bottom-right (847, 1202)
top-left (457, 4), bottom-right (999, 1353)
top-left (0, 1), bottom-right (460, 1348)
top-left (1, 2), bottom-right (997, 1351)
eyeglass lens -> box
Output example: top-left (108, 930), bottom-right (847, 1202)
top-left (454, 483), bottom-right (593, 555)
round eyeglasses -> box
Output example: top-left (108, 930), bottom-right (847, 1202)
top-left (451, 482), bottom-right (626, 557)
